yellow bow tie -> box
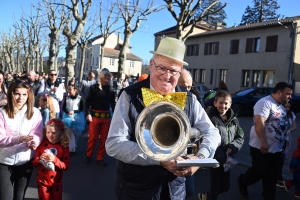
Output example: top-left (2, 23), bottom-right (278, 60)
top-left (141, 87), bottom-right (187, 110)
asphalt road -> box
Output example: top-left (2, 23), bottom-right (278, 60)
top-left (25, 114), bottom-right (300, 200)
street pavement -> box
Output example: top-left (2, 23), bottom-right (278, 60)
top-left (25, 114), bottom-right (300, 200)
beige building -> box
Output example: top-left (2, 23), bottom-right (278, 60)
top-left (154, 16), bottom-right (300, 93)
top-left (75, 33), bottom-right (142, 80)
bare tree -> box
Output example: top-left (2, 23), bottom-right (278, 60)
top-left (13, 5), bottom-right (44, 73)
top-left (97, 1), bottom-right (121, 71)
top-left (35, 0), bottom-right (69, 70)
top-left (116, 0), bottom-right (163, 79)
top-left (164, 0), bottom-right (227, 41)
top-left (0, 30), bottom-right (16, 72)
top-left (77, 17), bottom-right (98, 82)
top-left (62, 0), bottom-right (93, 86)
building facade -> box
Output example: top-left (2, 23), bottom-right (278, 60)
top-left (75, 33), bottom-right (142, 81)
top-left (154, 16), bottom-right (300, 93)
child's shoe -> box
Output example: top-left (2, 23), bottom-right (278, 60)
top-left (294, 191), bottom-right (300, 199)
top-left (276, 180), bottom-right (284, 187)
top-left (284, 180), bottom-right (293, 192)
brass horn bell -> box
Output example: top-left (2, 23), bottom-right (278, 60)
top-left (135, 101), bottom-right (191, 162)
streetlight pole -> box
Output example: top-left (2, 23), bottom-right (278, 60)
top-left (278, 21), bottom-right (299, 85)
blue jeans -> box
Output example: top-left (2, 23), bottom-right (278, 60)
top-left (185, 176), bottom-right (194, 198)
top-left (0, 161), bottom-right (33, 200)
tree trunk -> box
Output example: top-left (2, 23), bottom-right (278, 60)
top-left (117, 30), bottom-right (131, 79)
top-left (47, 31), bottom-right (58, 70)
top-left (100, 44), bottom-right (105, 70)
top-left (79, 44), bottom-right (86, 82)
top-left (65, 43), bottom-right (76, 87)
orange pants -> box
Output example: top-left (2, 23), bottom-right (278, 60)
top-left (37, 182), bottom-right (62, 200)
top-left (86, 111), bottom-right (110, 160)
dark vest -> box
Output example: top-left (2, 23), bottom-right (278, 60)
top-left (114, 77), bottom-right (194, 200)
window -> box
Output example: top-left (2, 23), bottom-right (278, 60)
top-left (96, 57), bottom-right (98, 65)
top-left (193, 69), bottom-right (199, 82)
top-left (220, 69), bottom-right (227, 82)
top-left (246, 38), bottom-right (260, 53)
top-left (242, 70), bottom-right (250, 87)
top-left (230, 39), bottom-right (239, 54)
top-left (210, 69), bottom-right (214, 84)
top-left (252, 70), bottom-right (261, 87)
top-left (265, 35), bottom-right (278, 52)
top-left (204, 42), bottom-right (219, 55)
top-left (130, 61), bottom-right (134, 68)
top-left (110, 58), bottom-right (114, 66)
top-left (200, 69), bottom-right (206, 83)
top-left (186, 44), bottom-right (199, 56)
top-left (86, 51), bottom-right (89, 58)
top-left (92, 57), bottom-right (94, 65)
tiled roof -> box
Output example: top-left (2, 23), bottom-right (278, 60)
top-left (154, 21), bottom-right (214, 36)
top-left (189, 16), bottom-right (300, 38)
top-left (103, 48), bottom-right (142, 61)
top-left (89, 35), bottom-right (103, 43)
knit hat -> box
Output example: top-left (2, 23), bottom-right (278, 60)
top-left (138, 74), bottom-right (149, 82)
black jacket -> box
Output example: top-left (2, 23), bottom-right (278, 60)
top-left (114, 76), bottom-right (194, 200)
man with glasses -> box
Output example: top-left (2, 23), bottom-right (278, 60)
top-left (38, 70), bottom-right (64, 118)
top-left (238, 82), bottom-right (293, 200)
top-left (105, 37), bottom-right (220, 199)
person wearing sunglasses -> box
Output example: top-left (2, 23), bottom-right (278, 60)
top-left (37, 70), bottom-right (63, 118)
top-left (0, 81), bottom-right (43, 200)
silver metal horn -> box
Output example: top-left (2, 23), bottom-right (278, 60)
top-left (135, 101), bottom-right (191, 161)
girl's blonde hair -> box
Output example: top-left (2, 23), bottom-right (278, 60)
top-left (44, 118), bottom-right (72, 148)
top-left (98, 71), bottom-right (113, 91)
top-left (40, 94), bottom-right (56, 119)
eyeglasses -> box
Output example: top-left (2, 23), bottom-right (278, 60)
top-left (185, 86), bottom-right (194, 90)
top-left (50, 74), bottom-right (57, 76)
top-left (151, 59), bottom-right (181, 77)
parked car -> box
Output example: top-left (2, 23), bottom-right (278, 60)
top-left (231, 87), bottom-right (300, 115)
top-left (195, 84), bottom-right (213, 99)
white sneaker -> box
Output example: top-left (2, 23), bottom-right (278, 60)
top-left (198, 192), bottom-right (208, 200)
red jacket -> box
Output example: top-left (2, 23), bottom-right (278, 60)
top-left (32, 140), bottom-right (70, 186)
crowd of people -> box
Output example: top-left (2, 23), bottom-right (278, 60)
top-left (0, 37), bottom-right (299, 200)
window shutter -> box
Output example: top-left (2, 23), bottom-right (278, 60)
top-left (246, 38), bottom-right (253, 53)
top-left (187, 45), bottom-right (191, 56)
top-left (196, 44), bottom-right (199, 56)
top-left (230, 39), bottom-right (239, 54)
top-left (215, 42), bottom-right (219, 55)
top-left (266, 35), bottom-right (278, 52)
top-left (204, 43), bottom-right (209, 55)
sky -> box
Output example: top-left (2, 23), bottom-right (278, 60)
top-left (0, 0), bottom-right (299, 64)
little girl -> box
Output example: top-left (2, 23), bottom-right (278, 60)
top-left (277, 102), bottom-right (297, 187)
top-left (39, 94), bottom-right (56, 125)
top-left (32, 118), bottom-right (72, 200)
top-left (62, 84), bottom-right (85, 148)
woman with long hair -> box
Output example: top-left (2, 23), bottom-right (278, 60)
top-left (39, 94), bottom-right (56, 125)
top-left (0, 81), bottom-right (43, 200)
top-left (0, 70), bottom-right (7, 108)
top-left (85, 70), bottom-right (115, 166)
